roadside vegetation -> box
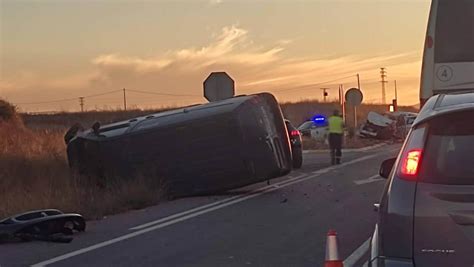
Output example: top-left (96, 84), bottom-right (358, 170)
top-left (1, 99), bottom-right (416, 219)
top-left (0, 100), bottom-right (163, 219)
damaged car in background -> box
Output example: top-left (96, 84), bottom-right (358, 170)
top-left (65, 93), bottom-right (293, 198)
top-left (358, 111), bottom-right (417, 140)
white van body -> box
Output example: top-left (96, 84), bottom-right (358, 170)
top-left (420, 0), bottom-right (474, 106)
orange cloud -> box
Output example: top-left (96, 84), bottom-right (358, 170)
top-left (6, 25), bottom-right (423, 111)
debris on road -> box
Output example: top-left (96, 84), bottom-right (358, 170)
top-left (0, 209), bottom-right (85, 243)
top-left (65, 93), bottom-right (293, 198)
top-left (358, 111), bottom-right (417, 140)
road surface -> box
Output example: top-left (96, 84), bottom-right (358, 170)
top-left (1, 144), bottom-right (400, 267)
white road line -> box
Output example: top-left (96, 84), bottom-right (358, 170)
top-left (130, 173), bottom-right (308, 230)
top-left (343, 238), bottom-right (371, 267)
top-left (354, 174), bottom-right (384, 185)
top-left (312, 154), bottom-right (381, 175)
top-left (32, 175), bottom-right (313, 267)
top-left (32, 152), bottom-right (386, 267)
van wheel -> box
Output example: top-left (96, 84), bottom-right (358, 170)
top-left (292, 148), bottom-right (303, 169)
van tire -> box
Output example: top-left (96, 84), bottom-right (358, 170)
top-left (292, 148), bottom-right (303, 169)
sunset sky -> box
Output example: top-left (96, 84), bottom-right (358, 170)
top-left (1, 0), bottom-right (431, 112)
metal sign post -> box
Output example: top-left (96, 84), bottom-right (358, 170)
top-left (339, 85), bottom-right (346, 124)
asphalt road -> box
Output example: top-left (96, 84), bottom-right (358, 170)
top-left (1, 144), bottom-right (401, 267)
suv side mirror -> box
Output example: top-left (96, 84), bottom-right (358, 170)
top-left (379, 158), bottom-right (396, 178)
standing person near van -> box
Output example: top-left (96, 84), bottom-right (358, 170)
top-left (328, 110), bottom-right (344, 165)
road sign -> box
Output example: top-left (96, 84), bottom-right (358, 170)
top-left (345, 88), bottom-right (363, 106)
top-left (203, 72), bottom-right (235, 102)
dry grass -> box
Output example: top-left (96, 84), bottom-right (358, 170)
top-left (0, 118), bottom-right (164, 219)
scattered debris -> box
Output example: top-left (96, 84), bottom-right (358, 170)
top-left (0, 209), bottom-right (85, 243)
top-left (358, 111), bottom-right (417, 140)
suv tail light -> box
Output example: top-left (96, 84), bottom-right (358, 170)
top-left (400, 149), bottom-right (423, 178)
top-left (290, 130), bottom-right (300, 137)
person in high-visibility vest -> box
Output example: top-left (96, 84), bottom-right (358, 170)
top-left (328, 110), bottom-right (344, 165)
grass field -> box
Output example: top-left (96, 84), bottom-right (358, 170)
top-left (0, 120), bottom-right (164, 219)
top-left (1, 99), bottom-right (416, 219)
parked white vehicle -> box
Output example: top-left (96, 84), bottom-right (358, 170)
top-left (420, 0), bottom-right (474, 106)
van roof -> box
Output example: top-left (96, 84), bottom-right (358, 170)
top-left (414, 92), bottom-right (474, 126)
top-left (80, 94), bottom-right (256, 139)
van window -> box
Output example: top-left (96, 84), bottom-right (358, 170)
top-left (435, 0), bottom-right (474, 63)
top-left (421, 111), bottom-right (474, 185)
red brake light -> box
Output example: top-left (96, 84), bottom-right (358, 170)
top-left (291, 130), bottom-right (300, 137)
top-left (400, 149), bottom-right (423, 178)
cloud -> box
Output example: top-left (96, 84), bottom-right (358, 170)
top-left (6, 25), bottom-right (423, 110)
top-left (93, 25), bottom-right (283, 73)
top-left (89, 25), bottom-right (287, 90)
top-left (88, 23), bottom-right (421, 106)
top-left (209, 0), bottom-right (223, 5)
top-left (93, 54), bottom-right (172, 73)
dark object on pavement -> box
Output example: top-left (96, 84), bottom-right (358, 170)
top-left (285, 119), bottom-right (303, 169)
top-left (66, 93), bottom-right (292, 198)
top-left (0, 209), bottom-right (86, 243)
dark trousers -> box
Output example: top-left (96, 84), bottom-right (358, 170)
top-left (329, 133), bottom-right (342, 164)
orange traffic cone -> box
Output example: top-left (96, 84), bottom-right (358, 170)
top-left (324, 229), bottom-right (343, 267)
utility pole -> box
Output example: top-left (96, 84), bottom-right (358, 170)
top-left (320, 88), bottom-right (329, 102)
top-left (340, 84), bottom-right (346, 124)
top-left (394, 80), bottom-right (398, 101)
top-left (357, 73), bottom-right (361, 90)
top-left (380, 68), bottom-right (388, 104)
top-left (79, 97), bottom-right (84, 112)
top-left (123, 88), bottom-right (127, 111)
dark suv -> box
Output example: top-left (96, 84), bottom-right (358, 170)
top-left (370, 93), bottom-right (474, 267)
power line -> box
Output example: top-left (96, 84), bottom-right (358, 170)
top-left (272, 75), bottom-right (356, 93)
top-left (15, 97), bottom-right (79, 105)
top-left (83, 89), bottom-right (122, 98)
top-left (127, 89), bottom-right (201, 97)
top-left (15, 89), bottom-right (122, 105)
top-left (13, 88), bottom-right (198, 106)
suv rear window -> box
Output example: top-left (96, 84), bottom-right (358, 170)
top-left (435, 0), bottom-right (474, 63)
top-left (420, 110), bottom-right (474, 185)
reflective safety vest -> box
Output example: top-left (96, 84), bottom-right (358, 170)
top-left (328, 116), bottom-right (344, 134)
